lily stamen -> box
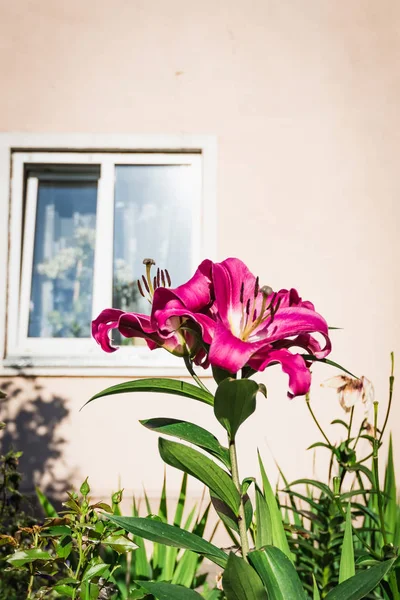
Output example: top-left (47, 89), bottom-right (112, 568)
top-left (143, 258), bottom-right (156, 294)
top-left (141, 275), bottom-right (150, 294)
top-left (165, 269), bottom-right (171, 287)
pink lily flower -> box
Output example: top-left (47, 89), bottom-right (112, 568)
top-left (207, 258), bottom-right (331, 397)
top-left (92, 259), bottom-right (208, 361)
top-left (150, 258), bottom-right (216, 347)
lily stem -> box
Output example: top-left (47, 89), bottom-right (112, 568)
top-left (372, 402), bottom-right (388, 547)
top-left (184, 356), bottom-right (211, 394)
top-left (305, 393), bottom-right (333, 448)
top-left (229, 437), bottom-right (250, 561)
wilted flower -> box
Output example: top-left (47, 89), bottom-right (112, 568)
top-left (323, 375), bottom-right (374, 414)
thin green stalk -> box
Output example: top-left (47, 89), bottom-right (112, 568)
top-left (358, 353), bottom-right (395, 463)
top-left (379, 352), bottom-right (395, 443)
top-left (229, 437), bottom-right (250, 561)
top-left (305, 394), bottom-right (333, 447)
top-left (72, 534), bottom-right (84, 600)
top-left (184, 356), bottom-right (211, 394)
top-left (27, 564), bottom-right (34, 598)
top-left (372, 402), bottom-right (388, 547)
top-left (347, 406), bottom-right (354, 442)
top-left (390, 572), bottom-right (400, 600)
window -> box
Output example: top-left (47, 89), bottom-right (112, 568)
top-left (1, 136), bottom-right (216, 372)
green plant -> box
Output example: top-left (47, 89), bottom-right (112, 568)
top-left (0, 388), bottom-right (41, 600)
top-left (6, 478), bottom-right (136, 599)
top-left (86, 257), bottom-right (400, 599)
top-left (278, 355), bottom-right (400, 598)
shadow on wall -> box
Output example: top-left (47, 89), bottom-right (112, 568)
top-left (0, 378), bottom-right (73, 499)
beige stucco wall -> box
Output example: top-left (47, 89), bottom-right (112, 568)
top-left (1, 0), bottom-right (400, 503)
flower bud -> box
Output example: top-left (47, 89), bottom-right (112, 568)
top-left (80, 477), bottom-right (90, 497)
top-left (112, 489), bottom-right (123, 505)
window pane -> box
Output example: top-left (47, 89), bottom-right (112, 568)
top-left (113, 164), bottom-right (195, 344)
top-left (28, 179), bottom-right (97, 338)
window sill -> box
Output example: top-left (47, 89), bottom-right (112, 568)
top-left (0, 355), bottom-right (213, 379)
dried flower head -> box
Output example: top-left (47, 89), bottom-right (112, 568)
top-left (322, 375), bottom-right (374, 415)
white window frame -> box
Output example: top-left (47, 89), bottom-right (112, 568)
top-left (0, 134), bottom-right (217, 376)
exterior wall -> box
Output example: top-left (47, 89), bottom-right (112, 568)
top-left (1, 0), bottom-right (400, 499)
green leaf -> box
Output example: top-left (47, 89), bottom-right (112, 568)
top-left (36, 486), bottom-right (58, 518)
top-left (82, 378), bottom-right (214, 409)
top-left (104, 515), bottom-right (228, 568)
top-left (222, 552), bottom-right (268, 600)
top-left (159, 438), bottom-right (240, 514)
top-left (141, 418), bottom-right (230, 468)
top-left (287, 478), bottom-right (334, 499)
top-left (255, 486), bottom-right (273, 549)
top-left (325, 559), bottom-right (395, 599)
top-left (56, 537), bottom-right (73, 559)
top-left (339, 503), bottom-right (355, 583)
top-left (214, 378), bottom-right (259, 439)
top-left (54, 584), bottom-right (75, 597)
top-left (384, 434), bottom-right (397, 544)
top-left (6, 548), bottom-right (52, 567)
top-left (258, 452), bottom-right (292, 561)
top-left (102, 534), bottom-right (138, 554)
top-left (302, 356), bottom-right (358, 379)
top-left (248, 547), bottom-right (306, 599)
top-left (136, 581), bottom-right (204, 599)
top-left (313, 576), bottom-right (321, 600)
top-left (81, 561), bottom-right (109, 582)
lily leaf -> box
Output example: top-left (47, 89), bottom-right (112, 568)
top-left (222, 552), bottom-right (268, 600)
top-left (136, 581), bottom-right (204, 599)
top-left (214, 378), bottom-right (259, 440)
top-left (82, 378), bottom-right (214, 410)
top-left (159, 438), bottom-right (240, 514)
top-left (104, 514), bottom-right (228, 568)
top-left (325, 559), bottom-right (395, 599)
top-left (248, 546), bottom-right (306, 599)
top-left (302, 356), bottom-right (358, 379)
top-left (258, 452), bottom-right (292, 561)
top-left (141, 418), bottom-right (230, 468)
top-left (339, 503), bottom-right (355, 583)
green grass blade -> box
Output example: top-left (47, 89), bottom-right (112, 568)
top-left (384, 434), bottom-right (397, 544)
top-left (255, 486), bottom-right (273, 549)
top-left (35, 487), bottom-right (58, 518)
top-left (174, 473), bottom-right (188, 528)
top-left (313, 575), bottom-right (321, 600)
top-left (339, 503), bottom-right (355, 583)
top-left (258, 451), bottom-right (292, 561)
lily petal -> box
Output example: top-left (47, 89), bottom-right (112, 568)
top-left (208, 322), bottom-right (266, 374)
top-left (212, 258), bottom-right (258, 330)
top-left (260, 307), bottom-right (331, 358)
top-left (249, 348), bottom-right (312, 398)
top-left (92, 308), bottom-right (124, 353)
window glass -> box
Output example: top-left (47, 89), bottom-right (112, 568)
top-left (28, 178), bottom-right (97, 338)
top-left (112, 164), bottom-right (194, 322)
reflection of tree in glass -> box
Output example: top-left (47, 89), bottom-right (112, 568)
top-left (112, 258), bottom-right (143, 346)
top-left (37, 225), bottom-right (96, 338)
